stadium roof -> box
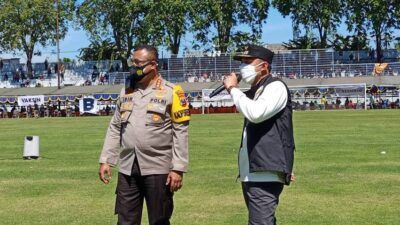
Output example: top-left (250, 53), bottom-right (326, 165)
top-left (1, 76), bottom-right (399, 96)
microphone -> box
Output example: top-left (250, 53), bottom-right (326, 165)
top-left (209, 73), bottom-right (242, 98)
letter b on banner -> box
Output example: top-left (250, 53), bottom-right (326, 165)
top-left (79, 96), bottom-right (98, 114)
top-left (83, 98), bottom-right (95, 111)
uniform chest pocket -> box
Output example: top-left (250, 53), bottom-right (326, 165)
top-left (146, 103), bottom-right (167, 126)
top-left (120, 102), bottom-right (134, 124)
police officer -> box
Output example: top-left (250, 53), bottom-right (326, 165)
top-left (99, 45), bottom-right (190, 225)
top-left (223, 45), bottom-right (295, 225)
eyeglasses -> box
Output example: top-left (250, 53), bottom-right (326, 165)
top-left (127, 57), bottom-right (153, 67)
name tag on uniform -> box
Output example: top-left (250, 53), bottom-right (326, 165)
top-left (121, 102), bottom-right (133, 111)
top-left (120, 94), bottom-right (134, 121)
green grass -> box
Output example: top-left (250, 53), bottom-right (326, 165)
top-left (0, 110), bottom-right (399, 225)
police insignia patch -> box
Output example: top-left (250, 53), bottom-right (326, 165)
top-left (171, 85), bottom-right (190, 123)
top-left (176, 90), bottom-right (187, 106)
top-left (152, 114), bottom-right (161, 122)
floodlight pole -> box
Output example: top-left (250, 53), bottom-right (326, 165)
top-left (56, 0), bottom-right (61, 89)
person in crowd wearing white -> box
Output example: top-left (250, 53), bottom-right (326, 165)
top-left (223, 45), bottom-right (295, 225)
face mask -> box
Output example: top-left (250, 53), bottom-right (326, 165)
top-left (129, 62), bottom-right (152, 82)
top-left (239, 62), bottom-right (263, 84)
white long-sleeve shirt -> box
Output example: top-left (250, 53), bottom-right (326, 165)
top-left (230, 80), bottom-right (288, 182)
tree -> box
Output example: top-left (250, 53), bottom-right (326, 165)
top-left (329, 34), bottom-right (369, 52)
top-left (145, 0), bottom-right (191, 56)
top-left (344, 0), bottom-right (399, 62)
top-left (272, 0), bottom-right (343, 48)
top-left (283, 34), bottom-right (321, 50)
top-left (0, 0), bottom-right (75, 78)
top-left (190, 0), bottom-right (270, 53)
top-left (77, 0), bottom-right (152, 70)
top-left (78, 39), bottom-right (119, 61)
top-left (63, 57), bottom-right (72, 62)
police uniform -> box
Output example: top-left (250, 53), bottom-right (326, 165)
top-left (99, 77), bottom-right (190, 225)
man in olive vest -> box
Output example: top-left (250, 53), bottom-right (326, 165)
top-left (223, 45), bottom-right (295, 225)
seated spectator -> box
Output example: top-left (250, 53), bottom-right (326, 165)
top-left (99, 74), bottom-right (105, 85)
top-left (84, 79), bottom-right (92, 86)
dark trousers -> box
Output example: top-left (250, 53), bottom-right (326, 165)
top-left (115, 159), bottom-right (173, 225)
top-left (242, 182), bottom-right (284, 225)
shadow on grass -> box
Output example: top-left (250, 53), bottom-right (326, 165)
top-left (0, 156), bottom-right (55, 160)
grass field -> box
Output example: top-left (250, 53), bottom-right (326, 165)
top-left (0, 110), bottom-right (399, 225)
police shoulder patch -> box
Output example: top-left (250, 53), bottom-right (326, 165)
top-left (171, 85), bottom-right (190, 123)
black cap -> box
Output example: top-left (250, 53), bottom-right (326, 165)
top-left (233, 45), bottom-right (274, 64)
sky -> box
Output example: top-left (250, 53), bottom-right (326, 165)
top-left (0, 7), bottom-right (295, 63)
top-left (0, 6), bottom-right (398, 63)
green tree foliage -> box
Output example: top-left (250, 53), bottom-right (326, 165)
top-left (0, 0), bottom-right (75, 77)
top-left (145, 0), bottom-right (190, 56)
top-left (283, 34), bottom-right (320, 50)
top-left (76, 0), bottom-right (151, 70)
top-left (78, 39), bottom-right (118, 61)
top-left (190, 0), bottom-right (270, 53)
top-left (62, 57), bottom-right (72, 62)
top-left (344, 0), bottom-right (399, 62)
top-left (329, 34), bottom-right (369, 52)
top-left (272, 0), bottom-right (342, 48)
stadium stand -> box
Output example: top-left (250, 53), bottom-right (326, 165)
top-left (1, 49), bottom-right (399, 118)
top-left (1, 49), bottom-right (399, 89)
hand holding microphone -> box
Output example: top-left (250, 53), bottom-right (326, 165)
top-left (223, 72), bottom-right (241, 91)
top-left (209, 72), bottom-right (241, 98)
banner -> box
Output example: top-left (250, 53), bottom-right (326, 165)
top-left (334, 86), bottom-right (365, 97)
top-left (202, 88), bottom-right (244, 101)
top-left (18, 95), bottom-right (45, 106)
top-left (79, 96), bottom-right (99, 114)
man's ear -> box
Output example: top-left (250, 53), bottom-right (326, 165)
top-left (262, 62), bottom-right (269, 74)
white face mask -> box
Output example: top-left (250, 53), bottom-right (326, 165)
top-left (239, 62), bottom-right (263, 84)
